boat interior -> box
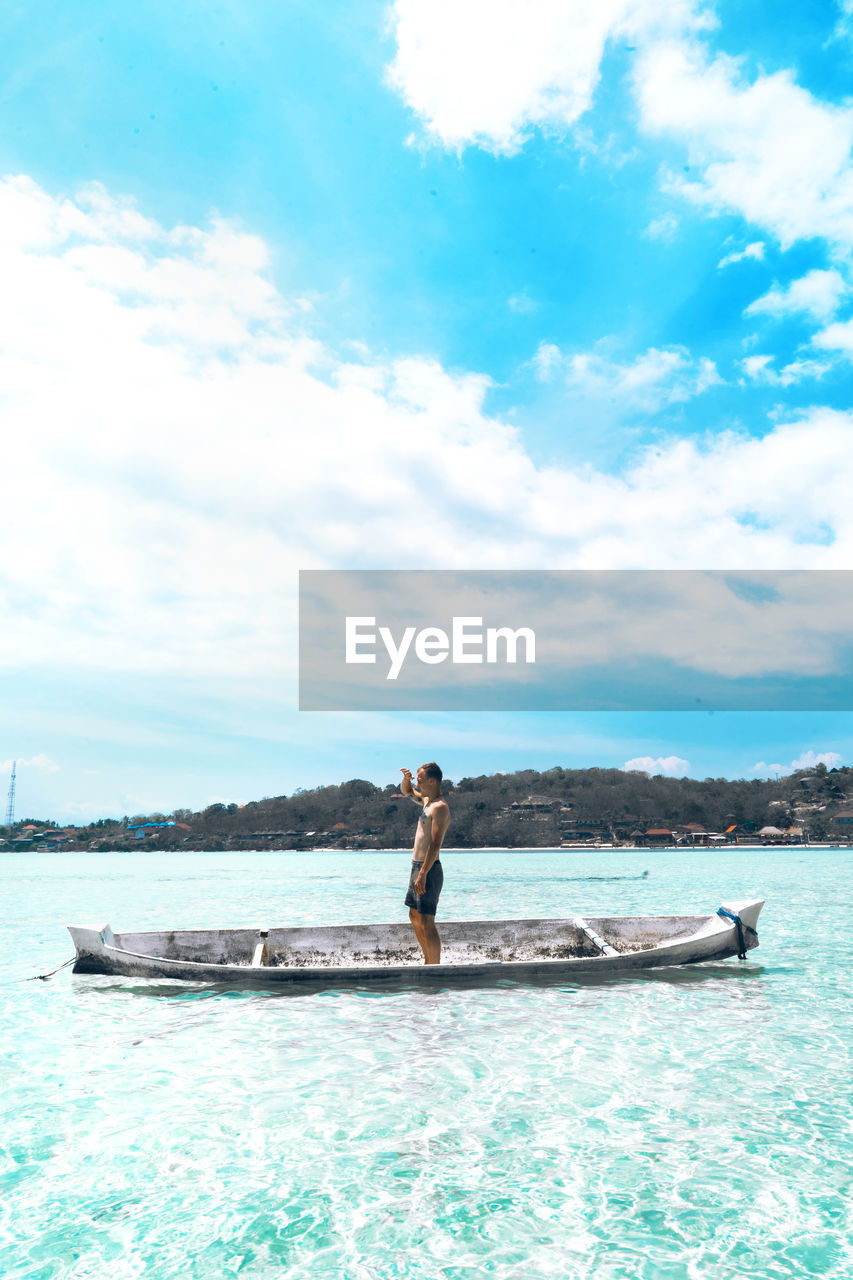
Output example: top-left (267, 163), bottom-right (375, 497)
top-left (109, 914), bottom-right (711, 969)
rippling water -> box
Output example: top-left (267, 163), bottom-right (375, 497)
top-left (2, 847), bottom-right (851, 1279)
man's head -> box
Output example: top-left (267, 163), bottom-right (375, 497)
top-left (416, 761), bottom-right (442, 796)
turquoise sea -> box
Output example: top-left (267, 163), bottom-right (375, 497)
top-left (1, 847), bottom-right (851, 1280)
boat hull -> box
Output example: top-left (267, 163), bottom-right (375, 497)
top-left (68, 900), bottom-right (763, 988)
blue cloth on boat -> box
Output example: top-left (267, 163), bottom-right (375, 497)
top-left (405, 859), bottom-right (443, 916)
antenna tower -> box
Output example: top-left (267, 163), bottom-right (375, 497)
top-left (5, 760), bottom-right (16, 833)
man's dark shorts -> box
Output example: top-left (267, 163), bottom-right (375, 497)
top-left (405, 859), bottom-right (444, 916)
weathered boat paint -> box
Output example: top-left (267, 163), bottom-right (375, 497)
top-left (68, 899), bottom-right (763, 987)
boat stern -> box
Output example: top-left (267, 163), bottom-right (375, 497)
top-left (717, 899), bottom-right (764, 955)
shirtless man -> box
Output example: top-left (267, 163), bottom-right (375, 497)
top-left (400, 762), bottom-right (450, 965)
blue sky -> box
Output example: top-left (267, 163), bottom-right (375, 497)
top-left (2, 0), bottom-right (853, 822)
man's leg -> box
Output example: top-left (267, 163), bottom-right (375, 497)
top-left (409, 907), bottom-right (440, 964)
top-left (421, 914), bottom-right (441, 964)
top-left (408, 907), bottom-right (427, 957)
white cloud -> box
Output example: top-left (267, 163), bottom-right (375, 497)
top-left (746, 269), bottom-right (849, 321)
top-left (645, 212), bottom-right (680, 240)
top-left (750, 761), bottom-right (786, 776)
top-left (387, 0), bottom-right (622, 154)
top-left (740, 354), bottom-right (774, 380)
top-left (835, 0), bottom-right (853, 38)
top-left (778, 357), bottom-right (833, 383)
top-left (635, 42), bottom-right (853, 253)
top-left (508, 291), bottom-right (539, 314)
top-left (751, 750), bottom-right (843, 776)
top-left (387, 5), bottom-right (853, 259)
top-left (813, 316), bottom-right (853, 355)
top-left (533, 342), bottom-right (721, 409)
top-left (0, 754), bottom-right (60, 774)
top-left (4, 177), bottom-right (853, 689)
top-left (386, 0), bottom-right (707, 153)
top-left (740, 353), bottom-right (833, 385)
top-left (622, 756), bottom-right (690, 776)
top-left (791, 749), bottom-right (843, 770)
top-left (718, 241), bottom-right (765, 269)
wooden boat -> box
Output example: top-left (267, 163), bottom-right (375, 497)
top-left (68, 898), bottom-right (763, 987)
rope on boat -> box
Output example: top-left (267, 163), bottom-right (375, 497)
top-left (27, 956), bottom-right (76, 982)
top-left (716, 907), bottom-right (757, 961)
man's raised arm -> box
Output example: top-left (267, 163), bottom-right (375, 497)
top-left (400, 767), bottom-right (423, 803)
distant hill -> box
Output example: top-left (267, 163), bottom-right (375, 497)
top-left (14, 762), bottom-right (852, 850)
